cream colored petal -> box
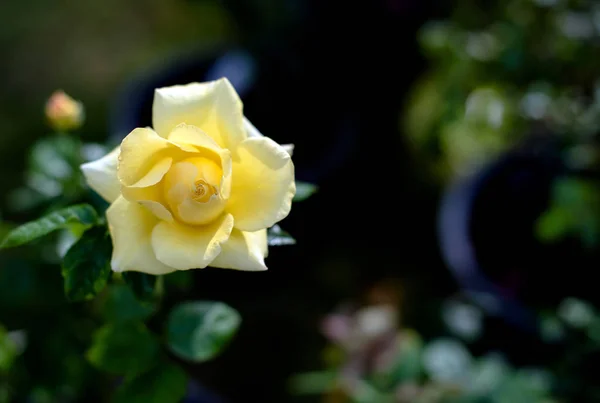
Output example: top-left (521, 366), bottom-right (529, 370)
top-left (107, 196), bottom-right (175, 275)
top-left (118, 128), bottom-right (172, 187)
top-left (167, 124), bottom-right (232, 198)
top-left (130, 157), bottom-right (172, 188)
top-left (244, 117), bottom-right (263, 138)
top-left (120, 156), bottom-right (174, 222)
top-left (138, 201), bottom-right (174, 222)
top-left (227, 137), bottom-right (295, 231)
top-left (281, 144), bottom-right (294, 156)
top-left (151, 213), bottom-right (234, 270)
top-left (80, 146), bottom-right (121, 203)
top-left (152, 78), bottom-right (246, 150)
top-left (168, 123), bottom-right (222, 152)
top-left (210, 229), bottom-right (268, 271)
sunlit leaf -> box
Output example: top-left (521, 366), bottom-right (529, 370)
top-left (267, 225), bottom-right (296, 246)
top-left (113, 359), bottom-right (188, 403)
top-left (61, 226), bottom-right (112, 301)
top-left (293, 181), bottom-right (318, 202)
top-left (166, 301), bottom-right (240, 362)
top-left (0, 204), bottom-right (97, 249)
top-left (86, 322), bottom-right (159, 375)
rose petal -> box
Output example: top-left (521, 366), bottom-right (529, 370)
top-left (167, 124), bottom-right (232, 199)
top-left (80, 146), bottom-right (120, 203)
top-left (210, 229), bottom-right (268, 271)
top-left (118, 128), bottom-right (172, 187)
top-left (151, 213), bottom-right (234, 270)
top-left (107, 196), bottom-right (175, 275)
top-left (226, 137), bottom-right (295, 231)
top-left (152, 78), bottom-right (246, 150)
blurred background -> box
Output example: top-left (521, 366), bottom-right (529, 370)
top-left (2, 0), bottom-right (600, 402)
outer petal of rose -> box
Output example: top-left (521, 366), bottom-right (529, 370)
top-left (151, 213), bottom-right (234, 270)
top-left (244, 117), bottom-right (294, 156)
top-left (80, 146), bottom-right (121, 203)
top-left (227, 137), bottom-right (295, 231)
top-left (107, 196), bottom-right (175, 275)
top-left (168, 124), bottom-right (233, 198)
top-left (210, 229), bottom-right (268, 271)
top-left (152, 78), bottom-right (246, 150)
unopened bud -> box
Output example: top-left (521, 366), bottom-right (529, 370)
top-left (45, 90), bottom-right (84, 131)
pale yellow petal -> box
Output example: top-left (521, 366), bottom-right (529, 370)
top-left (167, 124), bottom-right (232, 198)
top-left (151, 213), bottom-right (234, 270)
top-left (138, 201), bottom-right (174, 222)
top-left (227, 137), bottom-right (295, 231)
top-left (244, 117), bottom-right (263, 138)
top-left (80, 146), bottom-right (120, 203)
top-left (118, 128), bottom-right (172, 187)
top-left (152, 78), bottom-right (246, 150)
top-left (163, 159), bottom-right (228, 225)
top-left (281, 144), bottom-right (294, 156)
top-left (129, 157), bottom-right (172, 188)
top-left (244, 117), bottom-right (294, 156)
top-left (168, 123), bottom-right (222, 153)
top-left (120, 156), bottom-right (174, 222)
top-left (107, 196), bottom-right (175, 275)
top-left (210, 229), bottom-right (268, 271)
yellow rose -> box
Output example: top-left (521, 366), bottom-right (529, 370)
top-left (80, 78), bottom-right (295, 274)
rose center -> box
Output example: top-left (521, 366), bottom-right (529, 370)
top-left (162, 157), bottom-right (226, 225)
top-left (192, 179), bottom-right (217, 202)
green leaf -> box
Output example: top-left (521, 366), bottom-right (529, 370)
top-left (288, 371), bottom-right (337, 395)
top-left (61, 226), bottom-right (112, 301)
top-left (536, 207), bottom-right (571, 242)
top-left (293, 181), bottom-right (318, 202)
top-left (86, 322), bottom-right (160, 375)
top-left (387, 329), bottom-right (423, 383)
top-left (0, 204), bottom-right (97, 249)
top-left (113, 359), bottom-right (188, 403)
top-left (0, 326), bottom-right (18, 372)
top-left (267, 225), bottom-right (296, 246)
top-left (167, 301), bottom-right (241, 362)
top-left (102, 284), bottom-right (156, 323)
top-left (123, 272), bottom-right (158, 302)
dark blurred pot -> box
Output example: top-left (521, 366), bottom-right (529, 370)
top-left (437, 135), bottom-right (600, 345)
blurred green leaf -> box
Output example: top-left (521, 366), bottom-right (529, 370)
top-left (267, 224), bottom-right (296, 246)
top-left (468, 354), bottom-right (510, 396)
top-left (86, 322), bottom-right (159, 375)
top-left (537, 178), bottom-right (600, 247)
top-left (388, 330), bottom-right (423, 383)
top-left (557, 297), bottom-right (595, 328)
top-left (164, 271), bottom-right (194, 292)
top-left (293, 181), bottom-right (318, 202)
top-left (113, 359), bottom-right (188, 403)
top-left (0, 326), bottom-right (18, 372)
top-left (102, 284), bottom-right (156, 323)
top-left (536, 207), bottom-right (571, 242)
top-left (492, 368), bottom-right (553, 403)
top-left (0, 204), bottom-right (97, 249)
top-left (123, 272), bottom-right (158, 302)
top-left (61, 226), bottom-right (112, 301)
top-left (422, 338), bottom-right (473, 386)
top-left (288, 371), bottom-right (337, 395)
top-left (166, 301), bottom-right (241, 362)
